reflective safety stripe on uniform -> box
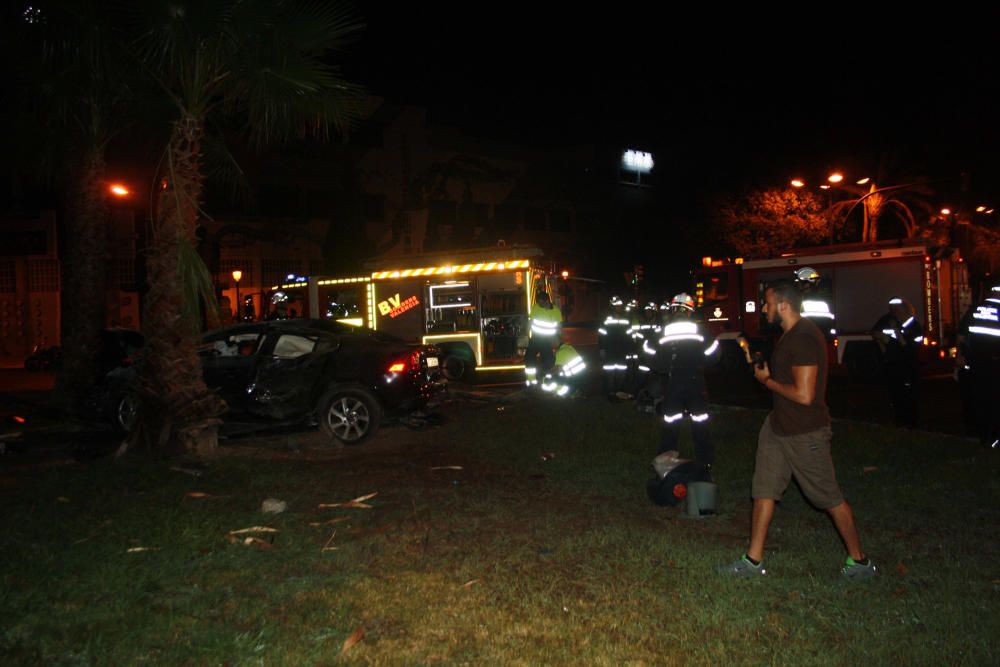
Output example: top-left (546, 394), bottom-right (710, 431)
top-left (638, 365), bottom-right (650, 372)
top-left (562, 358), bottom-right (586, 376)
top-left (659, 321), bottom-right (704, 344)
top-left (704, 340), bottom-right (719, 356)
top-left (531, 320), bottom-right (559, 336)
top-left (603, 363), bottom-right (627, 370)
top-left (525, 367), bottom-right (538, 386)
top-left (690, 413), bottom-right (710, 422)
top-left (663, 413), bottom-right (685, 423)
top-left (642, 340), bottom-right (657, 355)
top-left (802, 300), bottom-right (834, 319)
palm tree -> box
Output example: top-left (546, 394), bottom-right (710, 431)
top-left (124, 1), bottom-right (364, 456)
top-left (826, 158), bottom-right (935, 243)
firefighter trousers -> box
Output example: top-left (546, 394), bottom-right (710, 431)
top-left (524, 336), bottom-right (555, 385)
top-left (658, 375), bottom-right (714, 466)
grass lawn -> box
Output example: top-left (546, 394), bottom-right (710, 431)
top-left (1, 395), bottom-right (998, 665)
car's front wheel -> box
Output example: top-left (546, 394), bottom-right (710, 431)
top-left (115, 393), bottom-right (139, 433)
top-left (318, 387), bottom-right (381, 445)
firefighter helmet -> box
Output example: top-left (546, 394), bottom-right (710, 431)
top-left (794, 266), bottom-right (821, 284)
top-left (670, 293), bottom-right (695, 312)
top-left (626, 298), bottom-right (638, 312)
top-left (610, 295), bottom-right (624, 307)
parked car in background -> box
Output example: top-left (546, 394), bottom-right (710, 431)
top-left (104, 319), bottom-right (444, 444)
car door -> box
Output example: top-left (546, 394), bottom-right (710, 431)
top-left (199, 328), bottom-right (265, 414)
top-left (250, 329), bottom-right (339, 419)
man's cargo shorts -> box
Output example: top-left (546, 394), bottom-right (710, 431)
top-left (751, 416), bottom-right (844, 509)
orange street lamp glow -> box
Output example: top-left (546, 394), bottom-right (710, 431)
top-left (977, 206), bottom-right (987, 212)
top-left (856, 177), bottom-right (870, 185)
top-left (109, 184), bottom-right (129, 197)
top-left (987, 209), bottom-right (995, 214)
top-left (820, 184), bottom-right (831, 190)
top-left (561, 270), bottom-right (569, 278)
top-left (790, 179), bottom-right (805, 188)
top-left (940, 208), bottom-right (951, 215)
top-left (827, 173), bottom-right (844, 184)
top-left (231, 270), bottom-right (243, 283)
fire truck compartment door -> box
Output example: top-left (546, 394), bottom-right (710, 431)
top-left (832, 261), bottom-right (922, 332)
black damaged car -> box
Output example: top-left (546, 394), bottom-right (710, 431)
top-left (106, 319), bottom-right (444, 444)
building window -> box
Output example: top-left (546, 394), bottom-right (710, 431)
top-left (118, 258), bottom-right (136, 290)
top-left (28, 259), bottom-right (60, 292)
top-left (0, 260), bottom-right (15, 293)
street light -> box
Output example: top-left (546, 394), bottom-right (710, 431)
top-left (827, 173), bottom-right (844, 184)
top-left (791, 179), bottom-right (805, 188)
top-left (232, 270), bottom-right (242, 321)
top-left (109, 183), bottom-right (130, 197)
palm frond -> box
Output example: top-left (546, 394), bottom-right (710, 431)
top-left (202, 134), bottom-right (253, 207)
top-left (177, 236), bottom-right (220, 333)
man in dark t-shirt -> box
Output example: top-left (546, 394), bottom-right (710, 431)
top-left (719, 279), bottom-right (876, 580)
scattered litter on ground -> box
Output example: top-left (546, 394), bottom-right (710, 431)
top-left (462, 578), bottom-right (480, 588)
top-left (170, 466), bottom-right (204, 477)
top-left (229, 526), bottom-right (279, 535)
top-left (322, 530), bottom-right (338, 552)
top-left (319, 492), bottom-right (377, 509)
top-left (862, 466), bottom-right (879, 473)
top-left (341, 626), bottom-right (365, 654)
top-left (540, 452), bottom-right (555, 461)
top-left (309, 517), bottom-right (349, 527)
top-left (261, 498), bottom-right (287, 513)
top-left (126, 547), bottom-right (159, 553)
top-left (431, 465), bottom-right (463, 471)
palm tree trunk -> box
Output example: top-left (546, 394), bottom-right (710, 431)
top-left (136, 114), bottom-right (224, 457)
top-left (56, 147), bottom-right (109, 406)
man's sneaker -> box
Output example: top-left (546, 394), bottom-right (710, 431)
top-left (717, 555), bottom-right (767, 578)
top-left (841, 556), bottom-right (877, 580)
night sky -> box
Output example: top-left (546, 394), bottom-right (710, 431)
top-left (345, 7), bottom-right (1000, 213)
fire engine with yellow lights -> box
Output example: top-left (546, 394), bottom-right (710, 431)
top-left (691, 241), bottom-right (971, 377)
top-left (265, 245), bottom-right (603, 380)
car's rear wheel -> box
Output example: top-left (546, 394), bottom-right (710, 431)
top-left (318, 387), bottom-right (381, 445)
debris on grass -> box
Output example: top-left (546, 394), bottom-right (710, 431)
top-left (229, 526), bottom-right (279, 535)
top-left (431, 465), bottom-right (463, 471)
top-left (541, 452), bottom-right (555, 461)
top-left (261, 498), bottom-right (287, 513)
top-left (461, 578), bottom-right (480, 588)
top-left (862, 466), bottom-right (879, 473)
top-left (239, 536), bottom-right (273, 549)
top-left (57, 496), bottom-right (70, 503)
top-left (341, 626), bottom-right (364, 654)
top-left (170, 466), bottom-right (204, 477)
top-left (126, 547), bottom-right (159, 553)
top-left (309, 517), bottom-right (349, 527)
top-left (319, 492), bottom-right (377, 509)
top-left (322, 530), bottom-right (338, 552)
top-left (186, 492), bottom-right (212, 499)
top-left (896, 562), bottom-right (910, 575)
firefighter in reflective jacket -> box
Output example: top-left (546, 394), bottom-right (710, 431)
top-left (651, 293), bottom-right (720, 472)
top-left (598, 295), bottom-right (631, 396)
top-left (872, 297), bottom-right (924, 428)
top-left (957, 284), bottom-right (1000, 448)
top-left (524, 290), bottom-right (562, 387)
top-left (541, 343), bottom-right (587, 397)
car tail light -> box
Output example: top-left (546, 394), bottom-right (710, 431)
top-left (387, 351), bottom-right (422, 374)
top-left (13, 415), bottom-right (26, 424)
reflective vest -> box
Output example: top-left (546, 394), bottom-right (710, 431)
top-left (647, 320), bottom-right (719, 374)
top-left (529, 303), bottom-right (562, 337)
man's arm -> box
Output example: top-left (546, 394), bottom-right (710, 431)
top-left (754, 362), bottom-right (818, 405)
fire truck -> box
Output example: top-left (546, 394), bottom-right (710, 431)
top-left (691, 241), bottom-right (971, 377)
top-left (266, 245), bottom-right (604, 380)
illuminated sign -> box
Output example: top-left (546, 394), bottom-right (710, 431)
top-left (622, 150), bottom-right (654, 173)
top-left (745, 300), bottom-right (756, 313)
top-left (378, 293), bottom-right (420, 318)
